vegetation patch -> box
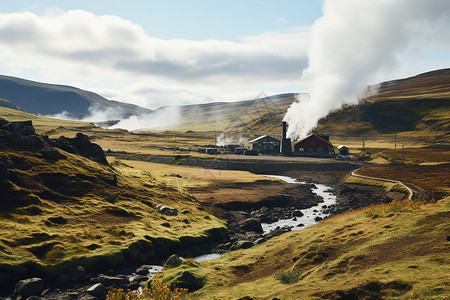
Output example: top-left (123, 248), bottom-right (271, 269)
top-left (274, 269), bottom-right (300, 284)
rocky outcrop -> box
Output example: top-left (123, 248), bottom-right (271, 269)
top-left (0, 118), bottom-right (108, 165)
top-left (46, 132), bottom-right (108, 165)
top-left (0, 119), bottom-right (44, 149)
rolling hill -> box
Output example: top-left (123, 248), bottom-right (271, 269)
top-left (0, 75), bottom-right (152, 118)
top-left (149, 68), bottom-right (450, 142)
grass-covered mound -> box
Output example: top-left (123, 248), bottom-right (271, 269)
top-left (0, 119), bottom-right (226, 294)
top-left (154, 197), bottom-right (449, 299)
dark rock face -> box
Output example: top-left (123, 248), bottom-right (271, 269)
top-left (14, 277), bottom-right (44, 298)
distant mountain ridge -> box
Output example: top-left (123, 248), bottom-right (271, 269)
top-left (0, 75), bottom-right (152, 118)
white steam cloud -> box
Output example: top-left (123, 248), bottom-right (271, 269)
top-left (111, 107), bottom-right (181, 131)
top-left (284, 0), bottom-right (450, 140)
top-left (44, 105), bottom-right (181, 131)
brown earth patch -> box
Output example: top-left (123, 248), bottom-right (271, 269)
top-left (357, 164), bottom-right (450, 200)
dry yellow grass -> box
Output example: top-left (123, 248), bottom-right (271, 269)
top-left (154, 197), bottom-right (450, 299)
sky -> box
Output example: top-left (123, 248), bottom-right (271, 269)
top-left (0, 0), bottom-right (449, 111)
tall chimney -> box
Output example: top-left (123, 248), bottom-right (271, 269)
top-left (280, 121), bottom-right (292, 155)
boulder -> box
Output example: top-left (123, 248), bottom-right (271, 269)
top-left (87, 283), bottom-right (105, 298)
top-left (156, 204), bottom-right (178, 216)
top-left (41, 146), bottom-right (65, 160)
top-left (239, 218), bottom-right (263, 233)
top-left (164, 254), bottom-right (183, 268)
top-left (293, 209), bottom-right (304, 217)
top-left (14, 278), bottom-right (44, 298)
top-left (181, 209), bottom-right (190, 214)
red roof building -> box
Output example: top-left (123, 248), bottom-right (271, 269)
top-left (292, 134), bottom-right (335, 156)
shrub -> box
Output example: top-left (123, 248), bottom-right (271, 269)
top-left (275, 269), bottom-right (300, 284)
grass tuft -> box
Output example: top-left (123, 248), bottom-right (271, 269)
top-left (274, 269), bottom-right (300, 284)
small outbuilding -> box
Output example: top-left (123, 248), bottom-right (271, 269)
top-left (249, 135), bottom-right (280, 154)
top-left (338, 145), bottom-right (349, 156)
top-left (292, 134), bottom-right (335, 156)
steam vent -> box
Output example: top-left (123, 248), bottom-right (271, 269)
top-left (280, 121), bottom-right (292, 155)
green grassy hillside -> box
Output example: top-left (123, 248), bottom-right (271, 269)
top-left (154, 197), bottom-right (450, 299)
top-left (0, 118), bottom-right (226, 293)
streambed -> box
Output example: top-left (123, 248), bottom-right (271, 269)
top-left (261, 175), bottom-right (338, 234)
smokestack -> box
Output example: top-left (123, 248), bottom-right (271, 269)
top-left (280, 121), bottom-right (292, 155)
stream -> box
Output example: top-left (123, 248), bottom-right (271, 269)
top-left (260, 175), bottom-right (338, 234)
top-left (191, 174), bottom-right (338, 262)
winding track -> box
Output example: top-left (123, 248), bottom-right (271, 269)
top-left (350, 168), bottom-right (414, 200)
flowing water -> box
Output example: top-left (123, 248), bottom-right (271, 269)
top-left (261, 175), bottom-right (338, 234)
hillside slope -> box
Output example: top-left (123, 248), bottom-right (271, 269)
top-left (240, 69), bottom-right (450, 141)
top-left (315, 69), bottom-right (450, 141)
top-left (0, 118), bottom-right (226, 295)
top-left (155, 196), bottom-right (450, 299)
top-left (0, 75), bottom-right (152, 118)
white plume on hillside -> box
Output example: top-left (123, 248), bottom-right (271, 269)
top-left (284, 0), bottom-right (450, 140)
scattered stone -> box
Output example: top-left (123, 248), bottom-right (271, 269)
top-left (161, 222), bottom-right (171, 227)
top-left (314, 216), bottom-right (323, 222)
top-left (182, 218), bottom-right (189, 224)
top-left (87, 283), bottom-right (105, 298)
top-left (181, 209), bottom-right (190, 214)
top-left (14, 278), bottom-right (45, 298)
top-left (155, 204), bottom-right (178, 216)
top-left (164, 254), bottom-right (183, 268)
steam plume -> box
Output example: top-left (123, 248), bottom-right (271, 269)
top-left (284, 0), bottom-right (450, 140)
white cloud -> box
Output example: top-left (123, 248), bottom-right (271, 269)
top-left (0, 9), bottom-right (309, 108)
